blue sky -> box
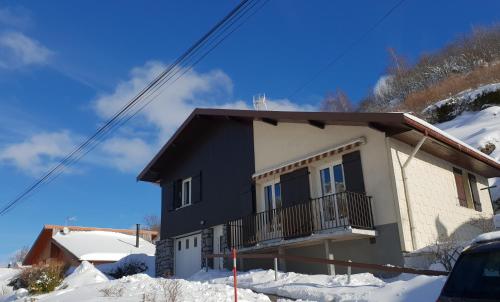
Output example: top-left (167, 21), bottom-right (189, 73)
top-left (0, 0), bottom-right (499, 264)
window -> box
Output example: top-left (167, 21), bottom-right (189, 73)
top-left (453, 168), bottom-right (481, 211)
top-left (319, 163), bottom-right (345, 195)
top-left (194, 237), bottom-right (198, 247)
top-left (264, 182), bottom-right (281, 211)
top-left (178, 241), bottom-right (181, 251)
top-left (185, 238), bottom-right (189, 249)
top-left (181, 178), bottom-right (192, 206)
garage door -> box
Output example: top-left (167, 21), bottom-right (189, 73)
top-left (174, 233), bottom-right (201, 278)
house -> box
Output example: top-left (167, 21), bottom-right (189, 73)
top-left (138, 109), bottom-right (499, 278)
top-left (23, 225), bottom-right (158, 267)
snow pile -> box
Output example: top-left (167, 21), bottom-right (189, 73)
top-left (191, 269), bottom-right (446, 302)
top-left (1, 263), bottom-right (269, 302)
top-left (0, 268), bottom-right (19, 300)
top-left (436, 106), bottom-right (500, 200)
top-left (98, 253), bottom-right (155, 277)
top-left (53, 230), bottom-right (155, 262)
top-left (59, 261), bottom-right (109, 289)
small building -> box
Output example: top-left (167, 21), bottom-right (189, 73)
top-left (23, 225), bottom-right (158, 267)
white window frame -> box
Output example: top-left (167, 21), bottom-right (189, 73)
top-left (181, 177), bottom-right (192, 207)
top-left (262, 179), bottom-right (281, 211)
top-left (316, 160), bottom-right (344, 197)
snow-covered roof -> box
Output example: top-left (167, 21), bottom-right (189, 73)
top-left (404, 113), bottom-right (499, 164)
top-left (53, 230), bottom-right (155, 262)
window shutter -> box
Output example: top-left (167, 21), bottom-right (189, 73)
top-left (191, 171), bottom-right (202, 204)
top-left (453, 168), bottom-right (468, 207)
top-left (342, 150), bottom-right (366, 193)
top-left (173, 179), bottom-right (182, 209)
top-left (468, 173), bottom-right (481, 212)
top-left (280, 167), bottom-right (311, 206)
top-left (163, 181), bottom-right (175, 212)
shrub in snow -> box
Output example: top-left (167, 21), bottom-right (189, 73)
top-left (99, 284), bottom-right (125, 297)
top-left (108, 259), bottom-right (148, 279)
top-left (159, 278), bottom-right (182, 302)
top-left (13, 262), bottom-right (67, 294)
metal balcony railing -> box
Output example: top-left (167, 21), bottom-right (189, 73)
top-left (227, 191), bottom-right (374, 249)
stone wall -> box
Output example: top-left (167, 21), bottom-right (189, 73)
top-left (201, 228), bottom-right (214, 268)
top-left (220, 224), bottom-right (231, 269)
top-left (155, 238), bottom-right (174, 277)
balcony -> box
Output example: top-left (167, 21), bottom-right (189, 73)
top-left (227, 191), bottom-right (375, 250)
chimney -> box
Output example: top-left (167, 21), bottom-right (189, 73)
top-left (136, 224), bottom-right (140, 248)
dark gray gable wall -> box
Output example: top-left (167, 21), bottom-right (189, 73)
top-left (159, 117), bottom-right (255, 239)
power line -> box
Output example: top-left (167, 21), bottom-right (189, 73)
top-left (0, 0), bottom-right (268, 216)
top-left (287, 0), bottom-right (407, 99)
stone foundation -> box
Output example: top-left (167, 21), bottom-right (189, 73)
top-left (155, 238), bottom-right (174, 277)
top-left (201, 228), bottom-right (214, 268)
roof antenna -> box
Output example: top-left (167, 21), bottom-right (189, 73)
top-left (253, 93), bottom-right (268, 111)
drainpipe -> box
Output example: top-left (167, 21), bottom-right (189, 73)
top-left (401, 135), bottom-right (427, 251)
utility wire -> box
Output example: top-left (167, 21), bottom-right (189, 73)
top-left (287, 0), bottom-right (406, 99)
top-left (0, 0), bottom-right (268, 215)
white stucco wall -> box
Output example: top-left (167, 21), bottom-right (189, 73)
top-left (389, 138), bottom-right (494, 252)
top-left (252, 121), bottom-right (399, 227)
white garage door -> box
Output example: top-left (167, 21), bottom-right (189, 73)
top-left (174, 233), bottom-right (201, 278)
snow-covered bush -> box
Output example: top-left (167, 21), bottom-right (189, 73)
top-left (13, 262), bottom-right (67, 294)
top-left (108, 259), bottom-right (148, 279)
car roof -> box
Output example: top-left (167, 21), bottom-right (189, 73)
top-left (464, 240), bottom-right (500, 254)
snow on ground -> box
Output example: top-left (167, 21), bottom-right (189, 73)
top-left (0, 268), bottom-right (19, 298)
top-left (0, 262), bottom-right (269, 302)
top-left (190, 269), bottom-right (446, 302)
top-left (436, 106), bottom-right (500, 199)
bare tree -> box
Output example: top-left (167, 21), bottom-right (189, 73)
top-left (320, 89), bottom-right (354, 112)
top-left (432, 233), bottom-right (463, 271)
top-left (143, 215), bottom-right (161, 233)
top-left (9, 246), bottom-right (29, 264)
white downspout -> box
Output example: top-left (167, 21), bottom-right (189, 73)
top-left (401, 135), bottom-right (427, 251)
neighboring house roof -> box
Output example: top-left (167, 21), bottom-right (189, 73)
top-left (138, 108), bottom-right (500, 182)
top-left (23, 225), bottom-right (158, 265)
top-left (52, 231), bottom-right (155, 262)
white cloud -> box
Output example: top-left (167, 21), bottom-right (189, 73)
top-left (99, 137), bottom-right (154, 173)
top-left (0, 130), bottom-right (76, 176)
top-left (0, 7), bottom-right (31, 28)
top-left (0, 31), bottom-right (53, 68)
top-left (1, 61), bottom-right (314, 175)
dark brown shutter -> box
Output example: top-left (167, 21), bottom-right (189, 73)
top-left (453, 168), bottom-right (468, 207)
top-left (342, 150), bottom-right (366, 193)
top-left (163, 181), bottom-right (175, 212)
top-left (468, 173), bottom-right (481, 212)
top-left (280, 167), bottom-right (312, 239)
top-left (191, 171), bottom-right (202, 204)
top-left (173, 179), bottom-right (182, 209)
top-left (280, 167), bottom-right (311, 206)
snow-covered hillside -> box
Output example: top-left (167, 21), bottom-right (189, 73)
top-left (436, 105), bottom-right (500, 201)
